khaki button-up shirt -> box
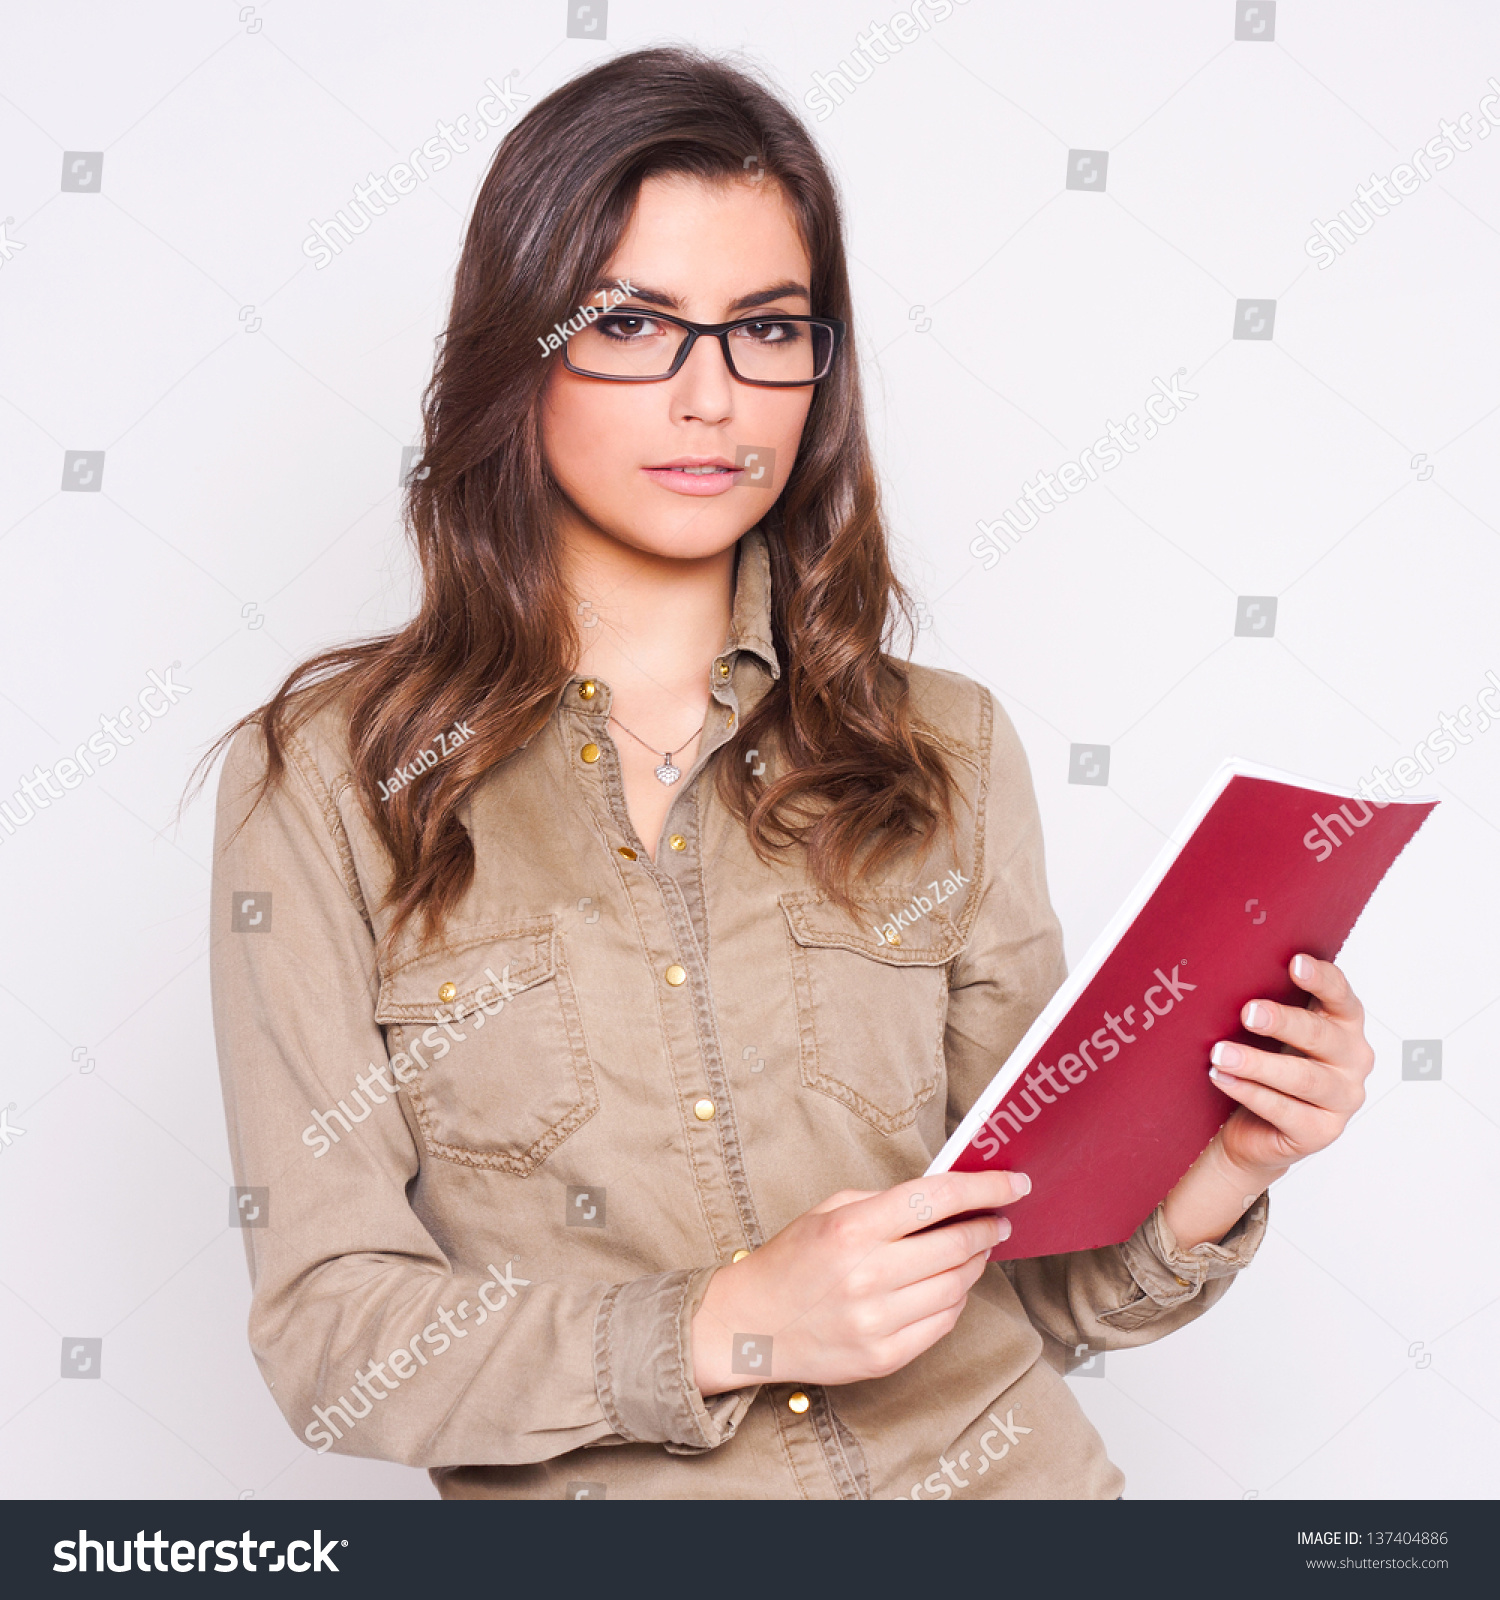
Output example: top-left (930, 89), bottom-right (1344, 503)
top-left (211, 529), bottom-right (1266, 1500)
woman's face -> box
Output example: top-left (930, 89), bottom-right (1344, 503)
top-left (541, 172), bottom-right (818, 565)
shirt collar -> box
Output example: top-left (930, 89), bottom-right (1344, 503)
top-left (552, 526), bottom-right (780, 718)
top-left (725, 527), bottom-right (780, 682)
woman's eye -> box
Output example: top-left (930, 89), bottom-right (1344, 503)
top-left (735, 318), bottom-right (796, 344)
top-left (598, 313), bottom-right (662, 340)
top-left (734, 320), bottom-right (803, 345)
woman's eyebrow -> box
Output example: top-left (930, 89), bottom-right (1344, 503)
top-left (587, 280), bottom-right (811, 312)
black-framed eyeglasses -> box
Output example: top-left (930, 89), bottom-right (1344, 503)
top-left (562, 308), bottom-right (846, 386)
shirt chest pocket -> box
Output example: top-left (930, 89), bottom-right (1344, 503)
top-left (779, 888), bottom-right (964, 1136)
top-left (373, 916), bottom-right (598, 1176)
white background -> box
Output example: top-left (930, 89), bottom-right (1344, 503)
top-left (1, 0), bottom-right (1496, 1500)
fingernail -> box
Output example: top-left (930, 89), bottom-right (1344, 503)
top-left (1211, 1041), bottom-right (1242, 1069)
top-left (1293, 955), bottom-right (1314, 980)
top-left (1209, 1065), bottom-right (1238, 1085)
top-left (996, 1217), bottom-right (1013, 1241)
top-left (1010, 1172), bottom-right (1032, 1197)
top-left (1243, 1002), bottom-right (1271, 1029)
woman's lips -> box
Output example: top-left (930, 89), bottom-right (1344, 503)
top-left (641, 463), bottom-right (744, 496)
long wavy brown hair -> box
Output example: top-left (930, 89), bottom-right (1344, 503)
top-left (200, 46), bottom-right (955, 951)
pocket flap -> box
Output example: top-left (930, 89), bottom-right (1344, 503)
top-left (374, 917), bottom-right (556, 1024)
top-left (779, 888), bottom-right (963, 966)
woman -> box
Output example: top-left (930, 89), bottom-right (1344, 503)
top-left (208, 47), bottom-right (1375, 1499)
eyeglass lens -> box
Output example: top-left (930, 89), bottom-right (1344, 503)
top-left (568, 313), bottom-right (832, 381)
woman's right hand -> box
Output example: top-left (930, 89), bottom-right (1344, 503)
top-left (690, 1170), bottom-right (1031, 1396)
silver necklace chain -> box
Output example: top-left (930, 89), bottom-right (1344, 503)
top-left (608, 711), bottom-right (708, 786)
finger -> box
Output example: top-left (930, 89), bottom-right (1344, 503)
top-left (880, 1171), bottom-right (1031, 1240)
top-left (763, 1216), bottom-right (995, 1351)
top-left (878, 1251), bottom-right (991, 1334)
top-left (1287, 954), bottom-right (1365, 1025)
top-left (1237, 976), bottom-right (1375, 1075)
top-left (1210, 1040), bottom-right (1361, 1113)
top-left (887, 1212), bottom-right (1011, 1282)
top-left (1207, 1063), bottom-right (1343, 1152)
top-left (868, 1298), bottom-right (971, 1375)
top-left (1236, 994), bottom-right (1346, 1064)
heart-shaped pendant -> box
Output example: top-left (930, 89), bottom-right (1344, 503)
top-left (655, 763), bottom-right (681, 785)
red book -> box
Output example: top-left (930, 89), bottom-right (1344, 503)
top-left (929, 759), bottom-right (1437, 1260)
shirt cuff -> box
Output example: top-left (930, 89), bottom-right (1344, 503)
top-left (593, 1267), bottom-right (755, 1454)
top-left (1120, 1188), bottom-right (1271, 1309)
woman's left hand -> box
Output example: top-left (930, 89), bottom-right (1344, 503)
top-left (1161, 954), bottom-right (1376, 1251)
top-left (1210, 953), bottom-right (1375, 1178)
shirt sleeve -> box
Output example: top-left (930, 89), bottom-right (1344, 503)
top-left (210, 721), bottom-right (752, 1467)
top-left (943, 691), bottom-right (1268, 1367)
top-left (1000, 1192), bottom-right (1270, 1370)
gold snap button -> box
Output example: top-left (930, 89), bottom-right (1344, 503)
top-left (731, 1248), bottom-right (751, 1263)
top-left (438, 982), bottom-right (457, 1003)
top-left (716, 660), bottom-right (731, 679)
top-left (618, 846), bottom-right (638, 860)
top-left (884, 929), bottom-right (901, 947)
top-left (1173, 1274), bottom-right (1189, 1287)
top-left (665, 963), bottom-right (687, 987)
top-left (580, 742), bottom-right (600, 764)
top-left (668, 834), bottom-right (686, 852)
top-left (578, 679), bottom-right (597, 700)
top-left (693, 1098), bottom-right (715, 1121)
top-left (787, 1391), bottom-right (810, 1414)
